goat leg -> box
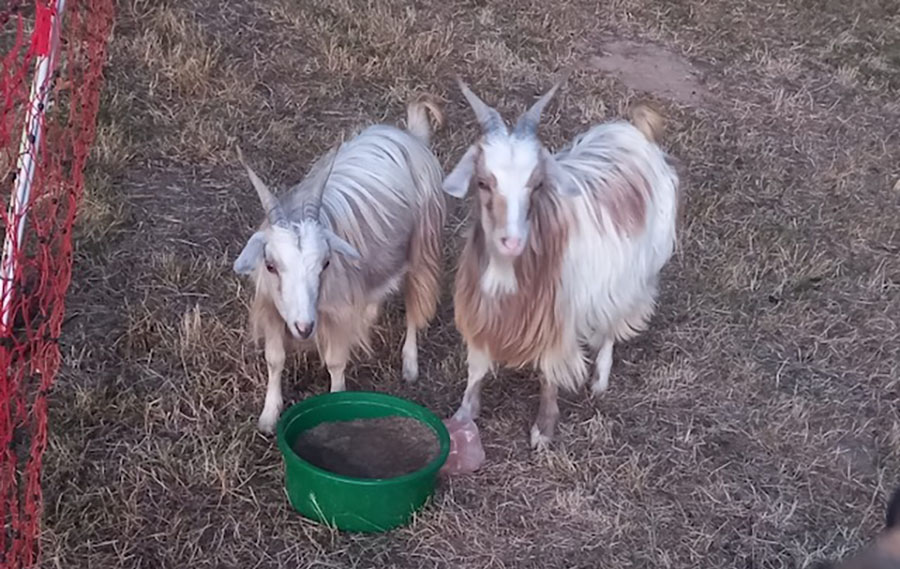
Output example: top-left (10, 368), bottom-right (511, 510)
top-left (324, 338), bottom-right (350, 393)
top-left (591, 338), bottom-right (614, 396)
top-left (258, 329), bottom-right (286, 435)
top-left (530, 377), bottom-right (559, 449)
top-left (401, 320), bottom-right (419, 383)
top-left (453, 347), bottom-right (491, 422)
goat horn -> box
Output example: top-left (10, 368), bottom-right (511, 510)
top-left (236, 145), bottom-right (287, 226)
top-left (456, 76), bottom-right (506, 136)
top-left (307, 139), bottom-right (342, 220)
top-left (513, 69), bottom-right (571, 138)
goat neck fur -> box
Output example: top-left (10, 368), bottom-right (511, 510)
top-left (454, 176), bottom-right (570, 369)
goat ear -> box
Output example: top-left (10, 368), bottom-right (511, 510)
top-left (443, 145), bottom-right (478, 198)
top-left (234, 231), bottom-right (267, 275)
top-left (542, 148), bottom-right (580, 197)
top-left (325, 229), bottom-right (361, 261)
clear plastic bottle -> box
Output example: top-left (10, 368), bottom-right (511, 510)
top-left (440, 416), bottom-right (485, 475)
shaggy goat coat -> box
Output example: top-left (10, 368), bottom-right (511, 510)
top-left (250, 120), bottom-right (445, 356)
top-left (454, 116), bottom-right (679, 391)
top-left (236, 98), bottom-right (445, 433)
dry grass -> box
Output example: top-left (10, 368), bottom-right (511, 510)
top-left (43, 0), bottom-right (900, 567)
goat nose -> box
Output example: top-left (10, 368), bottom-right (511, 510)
top-left (295, 322), bottom-right (313, 339)
top-left (500, 237), bottom-right (521, 253)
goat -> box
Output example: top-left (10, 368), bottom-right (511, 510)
top-left (233, 97), bottom-right (446, 434)
top-left (817, 486), bottom-right (900, 569)
top-left (442, 76), bottom-right (679, 448)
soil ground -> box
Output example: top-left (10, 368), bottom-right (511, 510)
top-left (42, 0), bottom-right (900, 567)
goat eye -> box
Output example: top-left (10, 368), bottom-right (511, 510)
top-left (323, 259), bottom-right (330, 270)
top-left (477, 180), bottom-right (490, 192)
top-left (265, 262), bottom-right (277, 274)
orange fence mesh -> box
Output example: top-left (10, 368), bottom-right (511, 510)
top-left (0, 0), bottom-right (113, 566)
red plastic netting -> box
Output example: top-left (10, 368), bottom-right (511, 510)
top-left (0, 0), bottom-right (113, 566)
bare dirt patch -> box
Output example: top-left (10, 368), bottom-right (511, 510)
top-left (588, 39), bottom-right (708, 105)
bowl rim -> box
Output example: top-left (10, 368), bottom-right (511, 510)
top-left (275, 390), bottom-right (451, 486)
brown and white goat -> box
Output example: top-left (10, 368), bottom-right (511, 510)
top-left (443, 77), bottom-right (679, 447)
top-left (233, 97), bottom-right (446, 434)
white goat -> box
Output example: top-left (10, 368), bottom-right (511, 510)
top-left (443, 77), bottom-right (680, 448)
top-left (233, 97), bottom-right (446, 434)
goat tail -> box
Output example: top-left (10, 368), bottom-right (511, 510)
top-left (405, 190), bottom-right (445, 329)
top-left (406, 93), bottom-right (445, 146)
top-left (629, 101), bottom-right (665, 144)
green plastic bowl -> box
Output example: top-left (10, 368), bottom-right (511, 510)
top-left (276, 391), bottom-right (451, 533)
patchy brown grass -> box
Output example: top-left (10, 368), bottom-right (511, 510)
top-left (44, 0), bottom-right (900, 567)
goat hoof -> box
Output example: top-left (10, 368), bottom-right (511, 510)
top-left (452, 407), bottom-right (473, 423)
top-left (257, 399), bottom-right (283, 435)
top-left (402, 361), bottom-right (419, 383)
top-left (529, 424), bottom-right (553, 450)
top-left (257, 413), bottom-right (279, 435)
top-left (590, 376), bottom-right (609, 397)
